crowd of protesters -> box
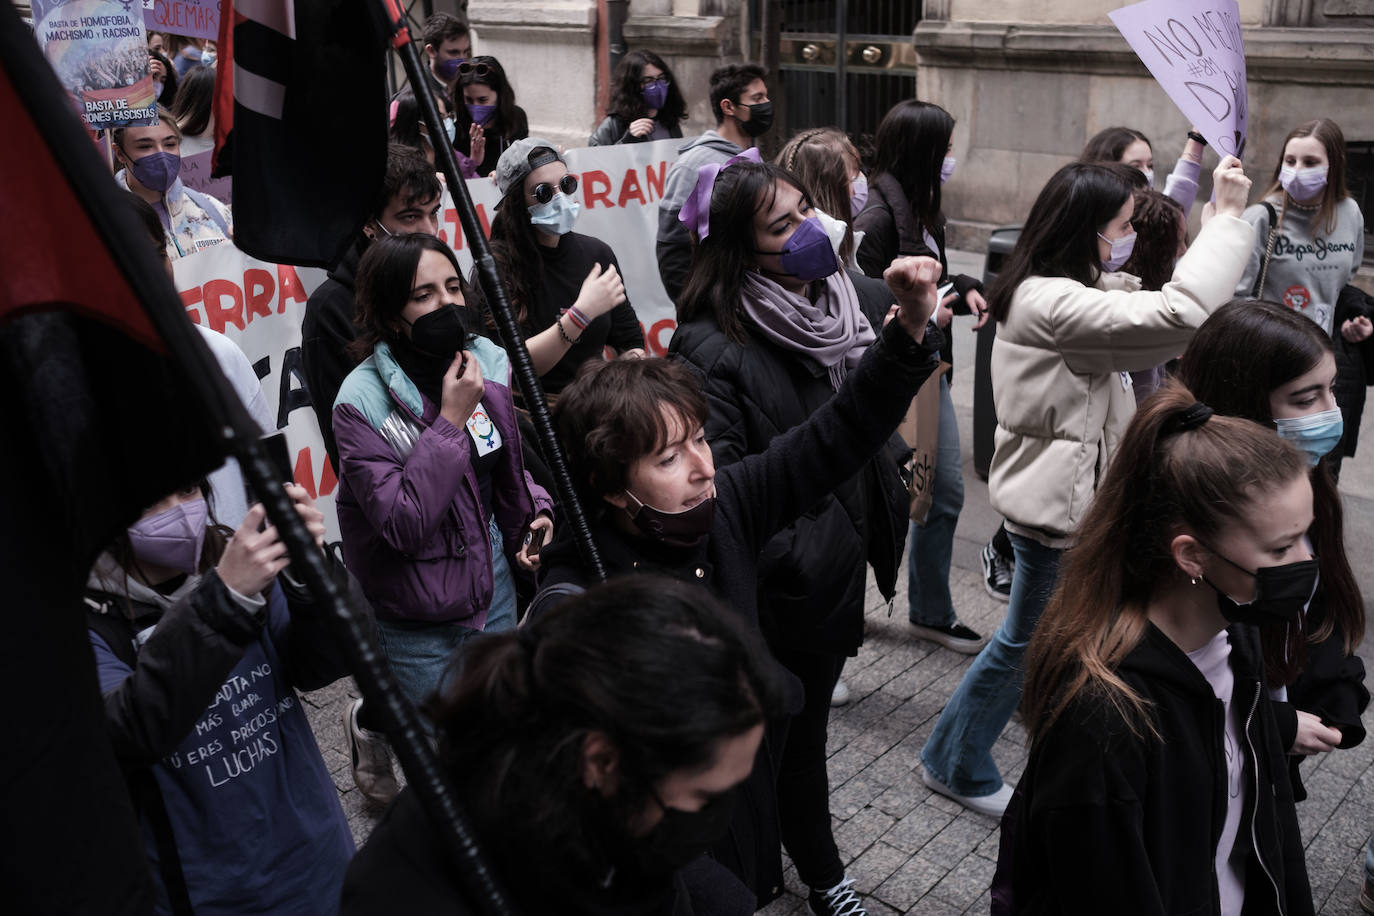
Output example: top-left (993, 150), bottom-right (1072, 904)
top-left (80, 12), bottom-right (1374, 916)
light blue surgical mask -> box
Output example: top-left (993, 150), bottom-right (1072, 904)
top-left (530, 194), bottom-right (580, 235)
top-left (1098, 229), bottom-right (1137, 272)
top-left (1274, 408), bottom-right (1343, 466)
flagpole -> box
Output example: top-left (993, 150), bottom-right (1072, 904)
top-left (0, 7), bottom-right (517, 914)
top-left (377, 0), bottom-right (607, 584)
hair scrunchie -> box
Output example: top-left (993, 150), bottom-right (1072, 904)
top-left (677, 146), bottom-right (763, 241)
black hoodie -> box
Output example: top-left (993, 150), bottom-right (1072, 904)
top-left (995, 623), bottom-right (1313, 916)
top-left (301, 241), bottom-right (364, 469)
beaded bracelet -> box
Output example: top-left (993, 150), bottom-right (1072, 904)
top-left (556, 315), bottom-right (578, 345)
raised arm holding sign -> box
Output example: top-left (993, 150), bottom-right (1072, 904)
top-left (1109, 0), bottom-right (1248, 157)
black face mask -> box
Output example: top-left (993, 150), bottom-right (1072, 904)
top-left (1200, 543), bottom-right (1320, 624)
top-left (737, 100), bottom-right (773, 138)
top-left (628, 788), bottom-right (737, 876)
top-left (405, 303), bottom-right (471, 359)
top-left (625, 492), bottom-right (716, 548)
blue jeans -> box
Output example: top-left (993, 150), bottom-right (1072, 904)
top-left (374, 517), bottom-right (517, 713)
top-left (921, 532), bottom-right (1062, 796)
top-left (908, 376), bottom-right (964, 627)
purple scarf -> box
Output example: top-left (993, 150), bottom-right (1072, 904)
top-left (740, 270), bottom-right (875, 390)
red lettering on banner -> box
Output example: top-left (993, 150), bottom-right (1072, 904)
top-left (647, 318), bottom-right (676, 356)
top-left (276, 265), bottom-right (308, 310)
top-left (244, 268), bottom-right (275, 324)
top-left (202, 278), bottom-right (244, 333)
top-left (318, 454), bottom-right (338, 497)
top-left (476, 204), bottom-right (492, 237)
top-left (293, 446), bottom-right (316, 500)
top-left (181, 286), bottom-right (204, 324)
top-left (582, 170), bottom-right (614, 209)
top-left (443, 209), bottom-right (462, 249)
top-left (618, 168), bottom-right (647, 208)
top-left (645, 161), bottom-right (667, 202)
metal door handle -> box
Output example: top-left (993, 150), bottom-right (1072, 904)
top-left (861, 45), bottom-right (883, 64)
top-left (801, 43), bottom-right (820, 61)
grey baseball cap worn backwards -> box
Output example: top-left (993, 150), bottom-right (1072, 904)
top-left (494, 137), bottom-right (564, 197)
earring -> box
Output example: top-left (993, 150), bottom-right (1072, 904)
top-left (1190, 577), bottom-right (1199, 586)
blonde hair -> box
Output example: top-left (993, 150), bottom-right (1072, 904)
top-left (775, 127), bottom-right (859, 264)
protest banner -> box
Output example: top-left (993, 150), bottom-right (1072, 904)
top-left (1109, 0), bottom-right (1248, 156)
top-left (32, 0), bottom-right (158, 128)
top-left (143, 0), bottom-right (219, 41)
top-left (172, 137), bottom-right (683, 540)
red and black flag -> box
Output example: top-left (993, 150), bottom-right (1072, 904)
top-left (213, 0), bottom-right (389, 267)
top-left (0, 4), bottom-right (259, 910)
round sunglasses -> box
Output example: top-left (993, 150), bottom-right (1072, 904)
top-left (530, 173), bottom-right (579, 204)
top-left (458, 60), bottom-right (494, 77)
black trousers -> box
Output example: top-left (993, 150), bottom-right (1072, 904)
top-left (771, 642), bottom-right (847, 890)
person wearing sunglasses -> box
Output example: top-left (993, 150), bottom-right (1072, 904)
top-left (451, 55), bottom-right (528, 179)
top-left (589, 49), bottom-right (688, 147)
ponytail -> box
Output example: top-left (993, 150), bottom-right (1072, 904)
top-left (1023, 382), bottom-right (1309, 741)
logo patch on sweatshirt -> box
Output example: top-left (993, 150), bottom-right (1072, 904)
top-left (1283, 285), bottom-right (1312, 312)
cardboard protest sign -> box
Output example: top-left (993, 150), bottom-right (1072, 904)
top-left (143, 0), bottom-right (219, 42)
top-left (32, 0), bottom-right (158, 128)
top-left (1109, 0), bottom-right (1248, 156)
top-left (171, 138), bottom-right (683, 541)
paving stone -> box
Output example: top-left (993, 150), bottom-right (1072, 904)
top-left (870, 853), bottom-right (948, 911)
top-left (884, 803), bottom-right (955, 856)
top-left (832, 805), bottom-right (897, 861)
top-left (848, 840), bottom-right (913, 895)
top-left (926, 850), bottom-right (994, 910)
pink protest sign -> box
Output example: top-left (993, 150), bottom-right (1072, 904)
top-left (144, 0), bottom-right (220, 41)
top-left (1109, 0), bottom-right (1248, 156)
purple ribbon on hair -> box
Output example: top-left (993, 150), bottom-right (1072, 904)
top-left (678, 147), bottom-right (763, 241)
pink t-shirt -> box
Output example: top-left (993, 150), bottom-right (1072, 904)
top-left (1186, 630), bottom-right (1248, 916)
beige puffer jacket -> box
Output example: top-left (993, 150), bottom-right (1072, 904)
top-left (988, 214), bottom-right (1256, 547)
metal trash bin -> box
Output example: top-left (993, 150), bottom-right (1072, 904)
top-left (972, 224), bottom-right (1021, 479)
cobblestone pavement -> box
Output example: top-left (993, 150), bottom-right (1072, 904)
top-left (299, 254), bottom-right (1374, 912)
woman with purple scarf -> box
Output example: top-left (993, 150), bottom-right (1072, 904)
top-left (669, 155), bottom-right (908, 916)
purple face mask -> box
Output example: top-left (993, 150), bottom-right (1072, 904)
top-left (940, 156), bottom-right (957, 185)
top-left (129, 150), bottom-right (181, 194)
top-left (1280, 164), bottom-right (1328, 202)
top-left (641, 79), bottom-right (669, 110)
top-left (467, 103), bottom-right (497, 126)
top-left (128, 497), bottom-right (208, 576)
top-left (850, 174), bottom-right (869, 216)
top-left (757, 216), bottom-right (840, 282)
top-left (436, 57), bottom-right (466, 81)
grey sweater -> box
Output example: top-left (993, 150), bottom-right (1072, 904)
top-left (1237, 195), bottom-right (1365, 335)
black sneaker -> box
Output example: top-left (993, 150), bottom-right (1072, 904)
top-left (981, 541), bottom-right (1013, 602)
top-left (808, 876), bottom-right (867, 916)
top-left (909, 620), bottom-right (987, 655)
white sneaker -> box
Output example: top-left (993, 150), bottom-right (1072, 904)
top-left (921, 767), bottom-right (1012, 819)
top-left (830, 678), bottom-right (851, 707)
top-left (346, 699), bottom-right (399, 806)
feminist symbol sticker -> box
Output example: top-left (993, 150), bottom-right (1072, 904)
top-left (466, 404), bottom-right (503, 456)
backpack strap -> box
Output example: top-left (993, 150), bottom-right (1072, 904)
top-left (1251, 201), bottom-right (1280, 300)
top-left (183, 188), bottom-right (231, 239)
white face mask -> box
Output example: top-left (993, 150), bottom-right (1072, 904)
top-left (529, 194), bottom-right (581, 236)
top-left (813, 208), bottom-right (849, 260)
top-left (1142, 167), bottom-right (1155, 190)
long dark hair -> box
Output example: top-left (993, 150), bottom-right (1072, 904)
top-left (677, 160), bottom-right (809, 343)
top-left (870, 100), bottom-right (953, 232)
top-left (1120, 190), bottom-right (1185, 291)
top-left (170, 65), bottom-right (214, 137)
top-left (1176, 299), bottom-right (1365, 682)
top-left (430, 576), bottom-right (785, 894)
top-left (607, 49), bottom-right (686, 125)
top-left (987, 162), bottom-right (1139, 323)
top-left (452, 55), bottom-right (518, 150)
top-left (150, 49), bottom-right (178, 107)
top-left (1264, 118), bottom-right (1351, 235)
top-left (1024, 383), bottom-right (1308, 740)
top-left (487, 145), bottom-right (557, 328)
top-left (1081, 126), bottom-right (1151, 164)
top-left (350, 234), bottom-right (474, 360)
